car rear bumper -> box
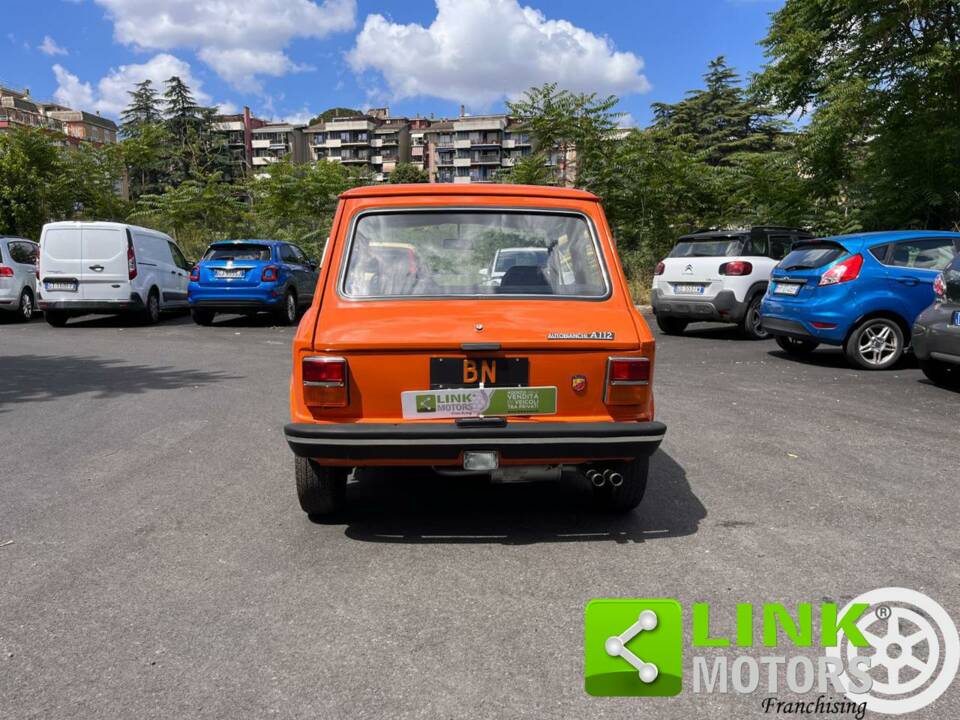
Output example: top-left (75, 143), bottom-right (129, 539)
top-left (38, 295), bottom-right (144, 313)
top-left (651, 289), bottom-right (747, 323)
top-left (284, 420), bottom-right (666, 463)
top-left (190, 298), bottom-right (280, 312)
top-left (913, 304), bottom-right (960, 362)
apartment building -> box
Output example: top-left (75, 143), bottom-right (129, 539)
top-left (0, 86), bottom-right (118, 146)
top-left (214, 107), bottom-right (267, 172)
top-left (370, 116), bottom-right (410, 181)
top-left (251, 123), bottom-right (308, 168)
top-left (304, 109), bottom-right (411, 181)
top-left (44, 109), bottom-right (118, 145)
top-left (422, 114), bottom-right (535, 184)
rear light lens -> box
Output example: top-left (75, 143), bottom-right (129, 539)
top-left (0, 266), bottom-right (13, 277)
top-left (302, 356), bottom-right (348, 408)
top-left (127, 237), bottom-right (137, 280)
top-left (819, 253), bottom-right (862, 286)
top-left (811, 321), bottom-right (837, 329)
top-left (605, 356), bottom-right (651, 406)
top-left (719, 260), bottom-right (753, 276)
top-left (262, 266), bottom-right (279, 282)
top-left (189, 266), bottom-right (200, 282)
top-left (654, 261), bottom-right (665, 276)
top-left (933, 273), bottom-right (945, 300)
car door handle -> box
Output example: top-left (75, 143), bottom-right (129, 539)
top-left (89, 264), bottom-right (104, 272)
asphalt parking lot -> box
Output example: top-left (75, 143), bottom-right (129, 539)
top-left (1, 311), bottom-right (958, 719)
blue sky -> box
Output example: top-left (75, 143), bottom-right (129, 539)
top-left (2, 0), bottom-right (783, 127)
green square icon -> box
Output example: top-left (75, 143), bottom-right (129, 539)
top-left (416, 394), bottom-right (436, 412)
top-left (584, 598), bottom-right (683, 697)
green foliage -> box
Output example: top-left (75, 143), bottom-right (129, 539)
top-left (495, 153), bottom-right (556, 186)
top-left (308, 107), bottom-right (363, 125)
top-left (388, 162), bottom-right (429, 184)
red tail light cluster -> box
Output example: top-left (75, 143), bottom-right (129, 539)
top-left (303, 356), bottom-right (349, 408)
top-left (127, 237), bottom-right (138, 280)
top-left (608, 357), bottom-right (651, 385)
top-left (654, 261), bottom-right (665, 276)
top-left (719, 260), bottom-right (753, 276)
top-left (0, 266), bottom-right (13, 278)
top-left (189, 266), bottom-right (200, 282)
top-left (819, 254), bottom-right (862, 286)
top-left (261, 266), bottom-right (279, 282)
top-left (933, 273), bottom-right (946, 299)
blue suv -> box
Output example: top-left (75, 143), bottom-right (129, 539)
top-left (761, 231), bottom-right (960, 369)
top-left (188, 240), bottom-right (318, 326)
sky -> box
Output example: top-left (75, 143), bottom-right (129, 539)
top-left (1, 0), bottom-right (784, 127)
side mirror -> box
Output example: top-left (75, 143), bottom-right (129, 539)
top-left (308, 260), bottom-right (319, 271)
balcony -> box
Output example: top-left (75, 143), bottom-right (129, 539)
top-left (453, 175), bottom-right (472, 184)
top-left (325, 138), bottom-right (342, 148)
top-left (370, 155), bottom-right (383, 164)
top-left (370, 138), bottom-right (383, 148)
top-left (436, 154), bottom-right (454, 167)
top-left (453, 157), bottom-right (471, 167)
top-left (502, 139), bottom-right (516, 149)
top-left (251, 139), bottom-right (271, 149)
top-left (472, 153), bottom-right (501, 164)
top-left (454, 138), bottom-right (471, 149)
top-left (411, 145), bottom-right (423, 157)
top-left (501, 157), bottom-right (515, 167)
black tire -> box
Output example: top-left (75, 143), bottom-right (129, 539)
top-left (191, 309), bottom-right (216, 326)
top-left (739, 295), bottom-right (769, 340)
top-left (919, 358), bottom-right (960, 389)
top-left (295, 456), bottom-right (347, 517)
top-left (274, 289), bottom-right (298, 326)
top-left (589, 458), bottom-right (649, 513)
top-left (15, 289), bottom-right (34, 323)
top-left (655, 315), bottom-right (688, 335)
top-left (775, 335), bottom-right (820, 355)
top-left (141, 288), bottom-right (161, 325)
top-left (844, 317), bottom-right (904, 370)
top-left (44, 311), bottom-right (70, 327)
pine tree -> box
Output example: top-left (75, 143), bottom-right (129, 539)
top-left (120, 80), bottom-right (162, 138)
top-left (163, 76), bottom-right (200, 144)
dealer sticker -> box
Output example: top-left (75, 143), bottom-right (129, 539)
top-left (401, 386), bottom-right (557, 419)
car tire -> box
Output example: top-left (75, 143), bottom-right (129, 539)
top-left (141, 289), bottom-right (161, 325)
top-left (295, 456), bottom-right (347, 517)
top-left (775, 336), bottom-right (819, 355)
top-left (656, 315), bottom-right (688, 335)
top-left (590, 457), bottom-right (649, 513)
top-left (739, 295), bottom-right (769, 340)
top-left (919, 358), bottom-right (960, 389)
top-left (15, 289), bottom-right (34, 323)
top-left (844, 318), bottom-right (904, 370)
top-left (44, 311), bottom-right (70, 327)
top-left (274, 290), bottom-right (298, 326)
top-left (191, 309), bottom-right (216, 326)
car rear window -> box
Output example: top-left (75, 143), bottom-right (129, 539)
top-left (203, 244), bottom-right (271, 261)
top-left (669, 236), bottom-right (746, 258)
top-left (778, 242), bottom-right (848, 271)
top-left (493, 249), bottom-right (548, 273)
top-left (341, 211), bottom-right (608, 298)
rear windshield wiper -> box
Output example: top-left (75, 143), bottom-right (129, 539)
top-left (783, 264), bottom-right (815, 271)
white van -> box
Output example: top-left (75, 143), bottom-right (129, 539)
top-left (38, 221), bottom-right (192, 326)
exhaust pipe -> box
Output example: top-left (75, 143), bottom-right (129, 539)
top-left (608, 472), bottom-right (624, 488)
top-left (586, 469), bottom-right (605, 487)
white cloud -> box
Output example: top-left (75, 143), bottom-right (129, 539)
top-left (93, 0), bottom-right (356, 91)
top-left (52, 53), bottom-right (214, 116)
top-left (39, 35), bottom-right (68, 56)
top-left (347, 0), bottom-right (651, 107)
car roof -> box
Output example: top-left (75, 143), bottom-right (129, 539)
top-left (816, 230), bottom-right (960, 245)
top-left (339, 183), bottom-right (599, 201)
top-left (209, 239), bottom-right (283, 246)
top-left (41, 221), bottom-right (171, 237)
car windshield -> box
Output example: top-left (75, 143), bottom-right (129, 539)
top-left (342, 211), bottom-right (607, 298)
top-left (669, 237), bottom-right (745, 257)
top-left (779, 243), bottom-right (847, 270)
top-left (204, 244), bottom-right (271, 262)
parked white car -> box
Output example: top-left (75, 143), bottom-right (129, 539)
top-left (0, 236), bottom-right (39, 322)
top-left (37, 221), bottom-right (192, 327)
top-left (650, 226), bottom-right (812, 339)
top-left (480, 246), bottom-right (549, 286)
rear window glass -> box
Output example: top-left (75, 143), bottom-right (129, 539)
top-left (203, 244), bottom-right (271, 262)
top-left (779, 243), bottom-right (847, 270)
top-left (8, 242), bottom-right (38, 264)
top-left (669, 237), bottom-right (746, 258)
top-left (493, 248), bottom-right (548, 273)
top-left (342, 211), bottom-right (607, 298)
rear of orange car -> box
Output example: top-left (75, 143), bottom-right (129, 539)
top-left (284, 184), bottom-right (665, 515)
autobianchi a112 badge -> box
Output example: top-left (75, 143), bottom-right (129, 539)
top-left (547, 330), bottom-right (616, 340)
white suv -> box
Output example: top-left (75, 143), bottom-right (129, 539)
top-left (651, 227), bottom-right (812, 339)
top-left (0, 236), bottom-right (39, 322)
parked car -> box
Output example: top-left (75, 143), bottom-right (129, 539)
top-left (913, 254), bottom-right (960, 387)
top-left (283, 184), bottom-right (666, 517)
top-left (480, 246), bottom-right (549, 286)
top-left (651, 226), bottom-right (812, 339)
top-left (0, 236), bottom-right (39, 322)
top-left (37, 221), bottom-right (191, 327)
top-left (188, 240), bottom-right (318, 326)
top-left (761, 231), bottom-right (960, 370)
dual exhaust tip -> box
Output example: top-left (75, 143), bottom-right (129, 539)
top-left (586, 468), bottom-right (624, 489)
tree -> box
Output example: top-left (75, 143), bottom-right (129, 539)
top-left (120, 80), bottom-right (162, 137)
top-left (495, 153), bottom-right (555, 186)
top-left (308, 107), bottom-right (363, 125)
top-left (388, 162), bottom-right (429, 184)
top-left (0, 127), bottom-right (67, 238)
top-left (163, 76), bottom-right (200, 143)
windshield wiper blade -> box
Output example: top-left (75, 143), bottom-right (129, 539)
top-left (783, 264), bottom-right (814, 270)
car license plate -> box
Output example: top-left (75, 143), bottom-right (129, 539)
top-left (430, 357), bottom-right (529, 389)
top-left (673, 283), bottom-right (706, 296)
top-left (44, 279), bottom-right (78, 292)
top-left (401, 386), bottom-right (557, 419)
top-left (773, 283), bottom-right (802, 296)
top-left (215, 269), bottom-right (244, 279)
top-left (952, 311), bottom-right (960, 327)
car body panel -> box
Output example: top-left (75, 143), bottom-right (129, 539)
top-left (0, 237), bottom-right (39, 313)
top-left (913, 255), bottom-right (960, 363)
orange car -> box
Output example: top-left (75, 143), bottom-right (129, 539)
top-left (284, 184), bottom-right (666, 516)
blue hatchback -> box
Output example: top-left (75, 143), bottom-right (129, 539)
top-left (761, 231), bottom-right (960, 369)
top-left (188, 240), bottom-right (319, 326)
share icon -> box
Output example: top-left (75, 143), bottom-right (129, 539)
top-left (604, 609), bottom-right (660, 683)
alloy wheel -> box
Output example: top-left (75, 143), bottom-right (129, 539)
top-left (20, 292), bottom-right (32, 320)
top-left (857, 321), bottom-right (899, 366)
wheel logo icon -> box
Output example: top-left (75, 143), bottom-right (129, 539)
top-left (825, 587), bottom-right (959, 714)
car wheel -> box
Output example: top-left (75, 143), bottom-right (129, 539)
top-left (919, 358), bottom-right (960, 389)
top-left (274, 290), bottom-right (298, 326)
top-left (845, 318), bottom-right (904, 370)
top-left (775, 336), bottom-right (820, 355)
top-left (15, 289), bottom-right (34, 323)
top-left (141, 289), bottom-right (161, 325)
top-left (656, 315), bottom-right (688, 335)
top-left (295, 456), bottom-right (347, 517)
top-left (739, 296), bottom-right (769, 340)
top-left (44, 311), bottom-right (70, 327)
top-left (589, 457), bottom-right (649, 513)
top-left (191, 309), bottom-right (215, 326)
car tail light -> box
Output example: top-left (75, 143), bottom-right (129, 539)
top-left (303, 356), bottom-right (348, 407)
top-left (0, 266), bottom-right (13, 277)
top-left (35, 255), bottom-right (40, 280)
top-left (605, 356), bottom-right (650, 405)
top-left (190, 266), bottom-right (200, 282)
top-left (127, 237), bottom-right (137, 280)
top-left (719, 260), bottom-right (753, 276)
top-left (262, 265), bottom-right (279, 282)
top-left (819, 253), bottom-right (862, 286)
top-left (654, 261), bottom-right (665, 276)
top-left (933, 273), bottom-right (945, 300)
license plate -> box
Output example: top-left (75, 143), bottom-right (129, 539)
top-left (952, 311), bottom-right (960, 327)
top-left (44, 280), bottom-right (77, 292)
top-left (673, 283), bottom-right (706, 296)
top-left (401, 386), bottom-right (557, 419)
top-left (773, 283), bottom-right (802, 296)
top-left (430, 357), bottom-right (529, 389)
top-left (215, 269), bottom-right (244, 279)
